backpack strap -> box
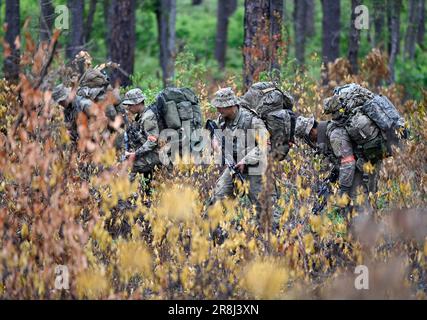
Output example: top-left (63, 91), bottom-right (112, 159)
top-left (148, 103), bottom-right (166, 130)
top-left (289, 111), bottom-right (297, 142)
top-left (244, 112), bottom-right (254, 131)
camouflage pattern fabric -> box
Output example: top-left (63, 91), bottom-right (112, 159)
top-left (126, 109), bottom-right (161, 178)
top-left (212, 106), bottom-right (275, 223)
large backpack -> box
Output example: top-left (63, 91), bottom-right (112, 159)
top-left (150, 87), bottom-right (203, 151)
top-left (332, 84), bottom-right (406, 163)
top-left (241, 82), bottom-right (296, 161)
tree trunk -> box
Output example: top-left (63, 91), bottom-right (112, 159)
top-left (156, 0), bottom-right (176, 87)
top-left (305, 0), bottom-right (315, 37)
top-left (294, 0), bottom-right (307, 65)
top-left (373, 0), bottom-right (385, 49)
top-left (4, 0), bottom-right (20, 82)
top-left (103, 0), bottom-right (111, 60)
top-left (192, 0), bottom-right (202, 5)
top-left (215, 0), bottom-right (237, 70)
top-left (39, 0), bottom-right (54, 43)
top-left (321, 0), bottom-right (340, 65)
top-left (270, 0), bottom-right (283, 72)
top-left (388, 0), bottom-right (402, 83)
top-left (348, 0), bottom-right (361, 73)
top-left (84, 0), bottom-right (98, 43)
top-left (405, 0), bottom-right (422, 59)
top-left (243, 0), bottom-right (282, 89)
top-left (108, 0), bottom-right (135, 86)
top-left (417, 0), bottom-right (425, 46)
top-left (66, 0), bottom-right (85, 59)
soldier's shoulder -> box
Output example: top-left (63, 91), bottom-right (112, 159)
top-left (142, 108), bottom-right (158, 121)
top-left (327, 122), bottom-right (348, 139)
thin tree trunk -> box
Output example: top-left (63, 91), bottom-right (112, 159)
top-left (417, 0), bottom-right (425, 46)
top-left (103, 0), bottom-right (111, 60)
top-left (39, 0), bottom-right (54, 43)
top-left (243, 0), bottom-right (282, 89)
top-left (321, 0), bottom-right (340, 64)
top-left (156, 0), bottom-right (176, 87)
top-left (348, 0), bottom-right (361, 73)
top-left (283, 0), bottom-right (287, 23)
top-left (270, 0), bottom-right (283, 73)
top-left (388, 0), bottom-right (402, 83)
top-left (66, 0), bottom-right (85, 59)
top-left (4, 0), bottom-right (20, 82)
top-left (305, 0), bottom-right (315, 37)
top-left (84, 0), bottom-right (97, 43)
top-left (215, 0), bottom-right (237, 70)
top-left (405, 0), bottom-right (422, 59)
top-left (373, 0), bottom-right (385, 49)
top-left (294, 0), bottom-right (307, 65)
top-left (108, 0), bottom-right (135, 86)
top-left (321, 0), bottom-right (340, 84)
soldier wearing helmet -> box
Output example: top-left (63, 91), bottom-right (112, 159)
top-left (209, 87), bottom-right (272, 228)
top-left (120, 88), bottom-right (161, 184)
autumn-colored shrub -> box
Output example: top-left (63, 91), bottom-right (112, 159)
top-left (0, 38), bottom-right (426, 300)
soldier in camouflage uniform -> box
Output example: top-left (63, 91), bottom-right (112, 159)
top-left (70, 68), bottom-right (122, 139)
top-left (210, 87), bottom-right (269, 223)
top-left (295, 114), bottom-right (380, 207)
top-left (120, 88), bottom-right (161, 183)
top-left (75, 68), bottom-right (121, 118)
top-left (52, 84), bottom-right (78, 141)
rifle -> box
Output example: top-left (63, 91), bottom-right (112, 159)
top-left (120, 112), bottom-right (130, 162)
top-left (205, 119), bottom-right (245, 183)
top-left (312, 177), bottom-right (332, 215)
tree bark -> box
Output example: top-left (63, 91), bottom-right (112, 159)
top-left (103, 0), bottom-right (111, 60)
top-left (405, 0), bottom-right (422, 59)
top-left (417, 0), bottom-right (425, 46)
top-left (84, 0), bottom-right (98, 43)
top-left (66, 0), bottom-right (85, 59)
top-left (108, 0), bottom-right (136, 86)
top-left (156, 0), bottom-right (176, 87)
top-left (305, 0), bottom-right (315, 37)
top-left (243, 0), bottom-right (282, 89)
top-left (270, 0), bottom-right (283, 72)
top-left (39, 0), bottom-right (54, 43)
top-left (388, 0), bottom-right (402, 83)
top-left (321, 0), bottom-right (340, 65)
top-left (215, 0), bottom-right (237, 70)
top-left (373, 0), bottom-right (385, 49)
top-left (294, 0), bottom-right (307, 65)
top-left (348, 0), bottom-right (361, 73)
top-left (4, 0), bottom-right (20, 82)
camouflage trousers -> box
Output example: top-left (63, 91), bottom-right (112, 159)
top-left (345, 161), bottom-right (381, 217)
top-left (130, 151), bottom-right (161, 183)
top-left (212, 167), bottom-right (281, 228)
top-left (350, 161), bottom-right (381, 197)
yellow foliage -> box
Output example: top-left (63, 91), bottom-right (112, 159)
top-left (303, 234), bottom-right (315, 254)
top-left (117, 240), bottom-right (152, 281)
top-left (156, 184), bottom-right (200, 222)
top-left (76, 269), bottom-right (109, 299)
top-left (241, 257), bottom-right (288, 299)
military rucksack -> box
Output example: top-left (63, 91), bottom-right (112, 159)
top-left (150, 87), bottom-right (203, 151)
top-left (241, 82), bottom-right (296, 161)
top-left (329, 84), bottom-right (406, 163)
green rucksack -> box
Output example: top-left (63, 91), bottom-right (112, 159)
top-left (241, 82), bottom-right (296, 161)
top-left (328, 84), bottom-right (407, 163)
top-left (149, 87), bottom-right (203, 152)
